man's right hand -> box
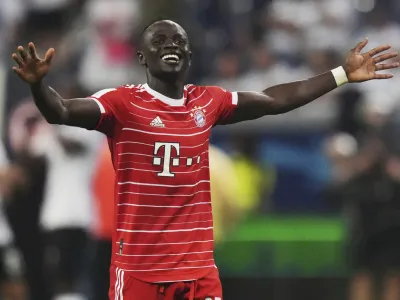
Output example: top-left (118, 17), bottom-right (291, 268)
top-left (11, 42), bottom-right (101, 130)
top-left (12, 42), bottom-right (54, 85)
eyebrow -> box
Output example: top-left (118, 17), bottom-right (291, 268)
top-left (150, 33), bottom-right (166, 38)
top-left (150, 32), bottom-right (187, 39)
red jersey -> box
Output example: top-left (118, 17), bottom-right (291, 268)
top-left (90, 83), bottom-right (238, 283)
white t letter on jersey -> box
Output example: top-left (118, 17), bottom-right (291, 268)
top-left (153, 142), bottom-right (180, 177)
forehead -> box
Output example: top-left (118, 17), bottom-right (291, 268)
top-left (144, 21), bottom-right (188, 39)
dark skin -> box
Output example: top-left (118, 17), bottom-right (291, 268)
top-left (12, 20), bottom-right (399, 130)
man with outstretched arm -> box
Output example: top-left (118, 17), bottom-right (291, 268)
top-left (12, 20), bottom-right (398, 300)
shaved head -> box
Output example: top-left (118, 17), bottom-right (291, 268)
top-left (140, 19), bottom-right (189, 47)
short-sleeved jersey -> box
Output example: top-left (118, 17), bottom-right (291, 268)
top-left (89, 83), bottom-right (238, 283)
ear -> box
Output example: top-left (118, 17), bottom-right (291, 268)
top-left (137, 51), bottom-right (146, 66)
top-left (189, 51), bottom-right (192, 66)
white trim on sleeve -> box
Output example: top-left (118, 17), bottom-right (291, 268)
top-left (90, 88), bottom-right (117, 114)
top-left (92, 88), bottom-right (117, 98)
top-left (91, 98), bottom-right (106, 114)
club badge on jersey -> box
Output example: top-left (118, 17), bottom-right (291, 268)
top-left (191, 106), bottom-right (206, 127)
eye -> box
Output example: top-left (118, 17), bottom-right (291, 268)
top-left (176, 38), bottom-right (187, 45)
top-left (152, 39), bottom-right (163, 45)
top-left (151, 35), bottom-right (166, 45)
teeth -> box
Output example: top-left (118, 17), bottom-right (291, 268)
top-left (162, 54), bottom-right (179, 61)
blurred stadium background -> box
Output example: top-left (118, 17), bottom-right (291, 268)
top-left (1, 0), bottom-right (400, 300)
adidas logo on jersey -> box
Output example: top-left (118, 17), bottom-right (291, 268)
top-left (150, 116), bottom-right (165, 128)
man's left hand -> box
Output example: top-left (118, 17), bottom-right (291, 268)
top-left (344, 39), bottom-right (399, 82)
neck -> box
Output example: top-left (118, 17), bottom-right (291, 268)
top-left (146, 75), bottom-right (185, 100)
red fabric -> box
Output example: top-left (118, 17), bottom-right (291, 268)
top-left (109, 264), bottom-right (222, 299)
top-left (90, 84), bottom-right (237, 283)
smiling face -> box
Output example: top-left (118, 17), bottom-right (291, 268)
top-left (137, 20), bottom-right (192, 81)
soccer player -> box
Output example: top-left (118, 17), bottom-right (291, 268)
top-left (12, 20), bottom-right (398, 300)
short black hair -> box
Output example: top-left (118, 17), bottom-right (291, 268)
top-left (140, 18), bottom-right (175, 38)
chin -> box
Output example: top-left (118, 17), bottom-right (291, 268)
top-left (156, 65), bottom-right (188, 80)
top-left (161, 64), bottom-right (183, 73)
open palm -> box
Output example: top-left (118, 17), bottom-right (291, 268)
top-left (344, 39), bottom-right (399, 82)
top-left (12, 43), bottom-right (55, 85)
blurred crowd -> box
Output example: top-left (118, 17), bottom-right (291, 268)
top-left (1, 0), bottom-right (400, 300)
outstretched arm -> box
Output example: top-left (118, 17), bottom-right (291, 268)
top-left (12, 43), bottom-right (101, 129)
top-left (224, 39), bottom-right (399, 124)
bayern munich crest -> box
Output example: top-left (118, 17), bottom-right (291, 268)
top-left (190, 106), bottom-right (206, 127)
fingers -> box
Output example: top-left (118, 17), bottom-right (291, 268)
top-left (44, 48), bottom-right (55, 64)
top-left (28, 42), bottom-right (39, 60)
top-left (17, 46), bottom-right (28, 61)
top-left (12, 53), bottom-right (24, 68)
top-left (376, 62), bottom-right (400, 71)
top-left (13, 43), bottom-right (53, 63)
top-left (353, 38), bottom-right (368, 53)
top-left (368, 44), bottom-right (391, 57)
top-left (373, 60), bottom-right (399, 80)
top-left (374, 52), bottom-right (399, 63)
top-left (373, 73), bottom-right (394, 80)
top-left (12, 67), bottom-right (24, 78)
top-left (12, 43), bottom-right (54, 70)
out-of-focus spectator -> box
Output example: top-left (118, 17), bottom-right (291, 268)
top-left (327, 148), bottom-right (400, 300)
top-left (229, 135), bottom-right (275, 213)
top-left (92, 141), bottom-right (114, 247)
top-left (29, 121), bottom-right (103, 300)
top-left (0, 140), bottom-right (25, 300)
top-left (78, 0), bottom-right (143, 92)
top-left (209, 145), bottom-right (241, 242)
top-left (91, 141), bottom-right (114, 300)
top-left (324, 95), bottom-right (400, 300)
top-left (205, 50), bottom-right (244, 91)
top-left (5, 100), bottom-right (50, 300)
top-left (324, 133), bottom-right (359, 187)
top-left (335, 89), bottom-right (364, 136)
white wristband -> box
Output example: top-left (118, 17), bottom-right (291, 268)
top-left (331, 66), bottom-right (349, 87)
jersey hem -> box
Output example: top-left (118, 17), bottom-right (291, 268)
top-left (112, 262), bottom-right (216, 283)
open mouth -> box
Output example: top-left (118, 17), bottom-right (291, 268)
top-left (161, 53), bottom-right (181, 64)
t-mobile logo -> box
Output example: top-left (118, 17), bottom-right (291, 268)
top-left (153, 142), bottom-right (180, 177)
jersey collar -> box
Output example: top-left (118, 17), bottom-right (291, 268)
top-left (143, 84), bottom-right (185, 107)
